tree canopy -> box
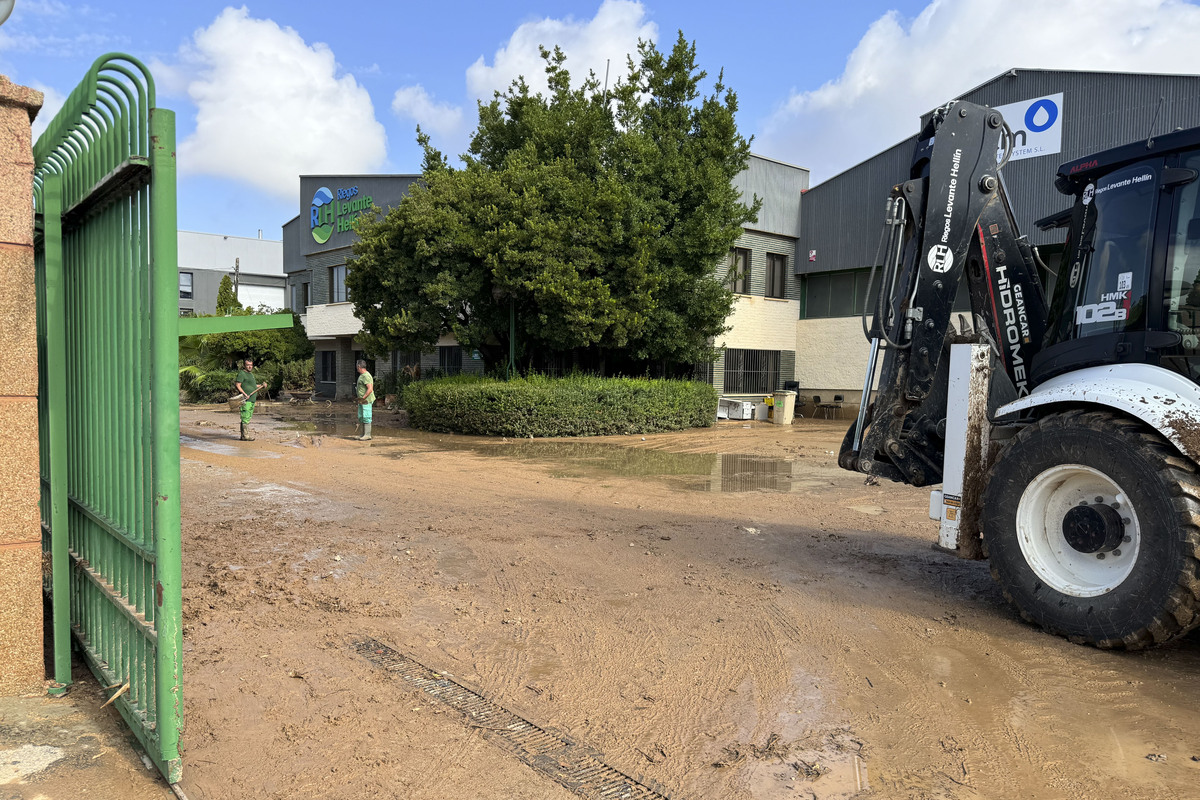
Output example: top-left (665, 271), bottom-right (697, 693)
top-left (347, 32), bottom-right (759, 375)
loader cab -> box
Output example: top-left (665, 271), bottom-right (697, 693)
top-left (1035, 126), bottom-right (1200, 386)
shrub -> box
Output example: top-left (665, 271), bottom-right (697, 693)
top-left (277, 358), bottom-right (314, 391)
top-left (182, 368), bottom-right (238, 403)
top-left (377, 369), bottom-right (417, 397)
top-left (403, 374), bottom-right (718, 437)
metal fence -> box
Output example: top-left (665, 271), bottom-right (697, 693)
top-left (34, 53), bottom-right (182, 784)
top-left (721, 348), bottom-right (781, 394)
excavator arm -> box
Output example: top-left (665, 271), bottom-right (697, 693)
top-left (838, 101), bottom-right (1049, 486)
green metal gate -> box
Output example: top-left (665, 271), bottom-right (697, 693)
top-left (34, 53), bottom-right (183, 783)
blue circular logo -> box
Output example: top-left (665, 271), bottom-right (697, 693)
top-left (1025, 99), bottom-right (1058, 133)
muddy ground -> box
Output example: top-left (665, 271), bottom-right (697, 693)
top-left (170, 403), bottom-right (1200, 800)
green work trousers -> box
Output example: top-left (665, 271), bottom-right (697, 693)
top-left (240, 400), bottom-right (255, 425)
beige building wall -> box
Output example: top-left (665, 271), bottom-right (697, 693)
top-left (0, 77), bottom-right (44, 695)
top-left (795, 317), bottom-right (877, 416)
top-left (720, 295), bottom-right (800, 350)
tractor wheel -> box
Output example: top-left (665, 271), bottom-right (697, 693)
top-left (981, 409), bottom-right (1200, 649)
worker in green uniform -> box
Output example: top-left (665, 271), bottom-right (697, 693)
top-left (235, 357), bottom-right (267, 441)
top-left (355, 359), bottom-right (375, 441)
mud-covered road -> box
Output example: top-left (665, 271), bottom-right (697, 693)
top-left (173, 404), bottom-right (1200, 800)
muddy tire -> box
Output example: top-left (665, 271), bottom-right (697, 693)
top-left (981, 409), bottom-right (1200, 649)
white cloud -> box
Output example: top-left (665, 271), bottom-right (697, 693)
top-left (390, 0), bottom-right (656, 148)
top-left (465, 0), bottom-right (656, 99)
top-left (391, 85), bottom-right (463, 137)
top-left (29, 81), bottom-right (65, 141)
top-left (758, 0), bottom-right (1200, 184)
top-left (173, 7), bottom-right (387, 201)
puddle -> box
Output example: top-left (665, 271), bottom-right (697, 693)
top-left (427, 440), bottom-right (804, 494)
top-left (268, 410), bottom-right (813, 492)
top-left (466, 443), bottom-right (803, 493)
top-left (180, 434), bottom-right (280, 458)
top-left (276, 419), bottom-right (409, 439)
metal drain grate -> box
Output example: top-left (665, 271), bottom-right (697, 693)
top-left (352, 637), bottom-right (677, 800)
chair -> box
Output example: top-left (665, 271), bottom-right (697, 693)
top-left (832, 394), bottom-right (845, 419)
top-left (813, 394), bottom-right (838, 419)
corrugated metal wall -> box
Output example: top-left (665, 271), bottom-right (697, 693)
top-left (799, 70), bottom-right (1200, 275)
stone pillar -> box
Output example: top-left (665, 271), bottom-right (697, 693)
top-left (0, 77), bottom-right (44, 695)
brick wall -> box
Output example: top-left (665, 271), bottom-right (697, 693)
top-left (0, 77), bottom-right (44, 695)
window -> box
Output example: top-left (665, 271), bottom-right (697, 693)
top-left (330, 265), bottom-right (347, 303)
top-left (766, 253), bottom-right (788, 299)
top-left (1051, 163), bottom-right (1157, 342)
top-left (317, 351), bottom-right (336, 383)
top-left (179, 271), bottom-right (193, 299)
top-left (392, 350), bottom-right (421, 373)
top-left (179, 308), bottom-right (195, 317)
top-left (728, 248), bottom-right (750, 294)
top-left (438, 345), bottom-right (463, 375)
top-left (802, 269), bottom-right (879, 319)
top-left (293, 280), bottom-right (310, 310)
top-left (722, 348), bottom-right (780, 394)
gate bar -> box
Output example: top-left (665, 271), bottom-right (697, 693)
top-left (148, 106), bottom-right (182, 783)
top-left (42, 174), bottom-right (71, 694)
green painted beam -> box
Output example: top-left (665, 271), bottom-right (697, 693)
top-left (178, 313), bottom-right (295, 337)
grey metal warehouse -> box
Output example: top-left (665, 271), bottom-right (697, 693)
top-left (795, 68), bottom-right (1200, 416)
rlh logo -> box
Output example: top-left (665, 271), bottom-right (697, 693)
top-left (994, 93), bottom-right (1064, 164)
top-left (927, 244), bottom-right (954, 274)
top-left (310, 185), bottom-right (374, 244)
top-left (310, 186), bottom-right (335, 244)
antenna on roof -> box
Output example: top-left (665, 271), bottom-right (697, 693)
top-left (1146, 96), bottom-right (1166, 150)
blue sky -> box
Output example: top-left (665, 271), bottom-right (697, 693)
top-left (6, 0), bottom-right (1200, 238)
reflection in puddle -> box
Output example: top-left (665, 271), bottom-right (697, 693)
top-left (272, 413), bottom-right (808, 492)
top-left (279, 419), bottom-right (407, 438)
top-left (180, 435), bottom-right (280, 459)
top-left (454, 442), bottom-right (800, 494)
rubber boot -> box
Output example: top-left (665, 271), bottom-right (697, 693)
top-left (358, 423), bottom-right (372, 441)
top-left (240, 423), bottom-right (249, 441)
top-left (242, 423), bottom-right (256, 442)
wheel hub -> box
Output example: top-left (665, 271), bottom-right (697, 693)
top-left (1015, 464), bottom-right (1141, 597)
top-left (1062, 503), bottom-right (1125, 554)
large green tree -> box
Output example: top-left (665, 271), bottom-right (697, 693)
top-left (347, 32), bottom-right (759, 374)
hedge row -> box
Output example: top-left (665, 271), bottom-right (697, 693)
top-left (403, 374), bottom-right (718, 437)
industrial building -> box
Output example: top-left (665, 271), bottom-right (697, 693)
top-left (282, 158), bottom-right (810, 400)
top-left (177, 230), bottom-right (284, 316)
top-left (278, 69), bottom-right (1200, 410)
top-left (794, 68), bottom-right (1200, 415)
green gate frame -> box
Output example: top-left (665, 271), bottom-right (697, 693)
top-left (34, 52), bottom-right (184, 783)
top-left (34, 53), bottom-right (297, 787)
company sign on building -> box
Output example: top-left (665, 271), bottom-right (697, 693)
top-left (994, 93), bottom-right (1063, 163)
